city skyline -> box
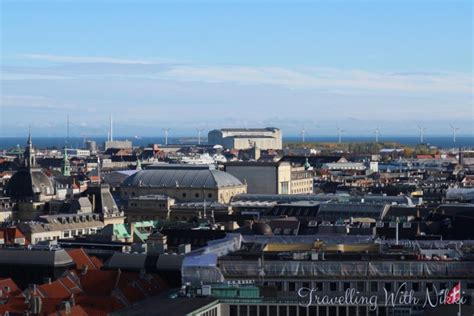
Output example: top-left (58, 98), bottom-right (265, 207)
top-left (1, 0), bottom-right (473, 137)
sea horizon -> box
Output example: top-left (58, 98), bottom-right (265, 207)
top-left (1, 135), bottom-right (472, 150)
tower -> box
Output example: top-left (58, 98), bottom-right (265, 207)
top-left (61, 147), bottom-right (71, 176)
top-left (24, 128), bottom-right (36, 168)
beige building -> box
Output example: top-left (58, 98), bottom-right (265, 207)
top-left (120, 165), bottom-right (247, 204)
top-left (125, 195), bottom-right (175, 222)
top-left (19, 212), bottom-right (105, 244)
top-left (208, 128), bottom-right (282, 150)
top-left (225, 161), bottom-right (313, 195)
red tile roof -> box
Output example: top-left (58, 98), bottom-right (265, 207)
top-left (67, 248), bottom-right (103, 271)
top-left (0, 228), bottom-right (27, 245)
top-left (0, 278), bottom-right (21, 300)
top-left (0, 248), bottom-right (169, 315)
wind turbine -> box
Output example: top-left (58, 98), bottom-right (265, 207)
top-left (197, 128), bottom-right (205, 145)
top-left (449, 125), bottom-right (460, 143)
top-left (417, 125), bottom-right (427, 144)
top-left (162, 128), bottom-right (170, 146)
top-left (374, 125), bottom-right (380, 143)
top-left (337, 126), bottom-right (345, 144)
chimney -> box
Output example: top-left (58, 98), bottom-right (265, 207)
top-left (81, 265), bottom-right (89, 275)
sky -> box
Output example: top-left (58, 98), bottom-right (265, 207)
top-left (0, 0), bottom-right (473, 138)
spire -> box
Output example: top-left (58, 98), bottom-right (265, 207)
top-left (25, 128), bottom-right (36, 168)
top-left (304, 157), bottom-right (311, 170)
top-left (61, 147), bottom-right (71, 176)
top-left (27, 126), bottom-right (32, 145)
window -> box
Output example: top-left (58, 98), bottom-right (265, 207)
top-left (63, 231), bottom-right (70, 238)
top-left (370, 282), bottom-right (378, 292)
top-left (330, 282), bottom-right (338, 292)
top-left (208, 193), bottom-right (212, 199)
top-left (278, 306), bottom-right (287, 316)
top-left (281, 181), bottom-right (289, 194)
top-left (269, 306), bottom-right (277, 316)
top-left (384, 282), bottom-right (392, 291)
top-left (229, 305), bottom-right (237, 316)
top-left (357, 282), bottom-right (365, 292)
top-left (343, 282), bottom-right (351, 291)
top-left (426, 282), bottom-right (433, 291)
top-left (182, 193), bottom-right (187, 198)
top-left (289, 306), bottom-right (297, 315)
top-left (195, 193), bottom-right (199, 198)
top-left (276, 282), bottom-right (282, 291)
top-left (467, 283), bottom-right (474, 290)
top-left (315, 282), bottom-right (323, 291)
top-left (289, 282), bottom-right (296, 291)
top-left (299, 306), bottom-right (308, 316)
top-left (412, 283), bottom-right (419, 292)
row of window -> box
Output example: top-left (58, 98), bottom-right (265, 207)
top-left (197, 306), bottom-right (219, 316)
top-left (229, 304), bottom-right (409, 316)
top-left (35, 228), bottom-right (95, 243)
top-left (263, 280), bottom-right (474, 293)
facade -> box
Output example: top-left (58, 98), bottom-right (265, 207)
top-left (125, 194), bottom-right (175, 222)
top-left (225, 162), bottom-right (313, 195)
top-left (65, 148), bottom-right (91, 157)
top-left (208, 128), bottom-right (282, 150)
top-left (181, 235), bottom-right (474, 316)
top-left (105, 140), bottom-right (132, 150)
top-left (120, 165), bottom-right (247, 204)
top-left (18, 212), bottom-right (105, 244)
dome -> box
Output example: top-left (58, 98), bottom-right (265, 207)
top-left (122, 165), bottom-right (244, 189)
top-left (252, 222), bottom-right (273, 236)
top-left (5, 167), bottom-right (55, 200)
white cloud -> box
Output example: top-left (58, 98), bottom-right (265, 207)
top-left (7, 54), bottom-right (472, 94)
top-left (155, 65), bottom-right (473, 94)
top-left (22, 53), bottom-right (172, 65)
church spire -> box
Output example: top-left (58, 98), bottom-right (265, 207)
top-left (61, 147), bottom-right (71, 176)
top-left (24, 128), bottom-right (36, 168)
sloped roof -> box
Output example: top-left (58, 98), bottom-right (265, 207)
top-left (67, 248), bottom-right (103, 271)
top-left (122, 167), bottom-right (243, 189)
top-left (5, 167), bottom-right (55, 198)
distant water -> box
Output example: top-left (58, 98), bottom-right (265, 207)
top-left (0, 136), bottom-right (472, 150)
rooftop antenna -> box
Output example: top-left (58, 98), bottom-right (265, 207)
top-left (337, 126), bottom-right (345, 144)
top-left (449, 124), bottom-right (460, 143)
top-left (197, 128), bottom-right (204, 145)
top-left (162, 128), bottom-right (170, 146)
top-left (374, 125), bottom-right (380, 143)
top-left (417, 125), bottom-right (427, 143)
top-left (109, 115), bottom-right (113, 142)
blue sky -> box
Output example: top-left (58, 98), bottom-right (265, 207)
top-left (1, 0), bottom-right (472, 138)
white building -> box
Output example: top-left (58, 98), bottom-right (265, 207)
top-left (208, 128), bottom-right (282, 150)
